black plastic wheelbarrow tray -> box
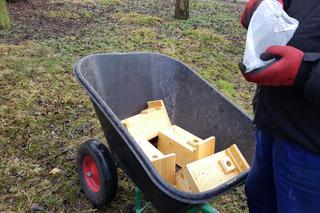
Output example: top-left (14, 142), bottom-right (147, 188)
top-left (74, 53), bottom-right (255, 213)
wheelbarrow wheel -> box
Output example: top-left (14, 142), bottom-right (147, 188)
top-left (78, 139), bottom-right (118, 208)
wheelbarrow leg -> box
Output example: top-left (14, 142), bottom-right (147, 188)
top-left (186, 203), bottom-right (219, 213)
top-left (199, 203), bottom-right (219, 213)
top-left (135, 187), bottom-right (142, 213)
top-left (135, 186), bottom-right (218, 213)
top-left (135, 186), bottom-right (150, 213)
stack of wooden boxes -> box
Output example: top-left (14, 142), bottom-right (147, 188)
top-left (121, 100), bottom-right (250, 193)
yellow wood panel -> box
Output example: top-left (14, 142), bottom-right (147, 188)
top-left (160, 126), bottom-right (202, 150)
top-left (134, 138), bottom-right (176, 184)
top-left (158, 125), bottom-right (215, 167)
top-left (121, 100), bottom-right (171, 140)
top-left (147, 100), bottom-right (165, 108)
top-left (158, 128), bottom-right (195, 167)
top-left (175, 168), bottom-right (198, 192)
top-left (175, 144), bottom-right (250, 193)
top-left (152, 153), bottom-right (176, 184)
top-left (135, 138), bottom-right (164, 160)
top-left (194, 136), bottom-right (215, 160)
top-left (227, 144), bottom-right (250, 172)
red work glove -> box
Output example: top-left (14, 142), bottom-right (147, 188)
top-left (241, 0), bottom-right (263, 28)
top-left (240, 0), bottom-right (284, 28)
top-left (239, 46), bottom-right (304, 86)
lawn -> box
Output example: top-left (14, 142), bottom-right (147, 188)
top-left (0, 0), bottom-right (254, 212)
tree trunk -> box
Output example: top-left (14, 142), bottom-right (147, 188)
top-left (174, 0), bottom-right (189, 20)
top-left (0, 0), bottom-right (11, 30)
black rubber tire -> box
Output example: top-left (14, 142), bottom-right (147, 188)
top-left (78, 139), bottom-right (118, 208)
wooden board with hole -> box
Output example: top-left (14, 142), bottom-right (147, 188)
top-left (135, 138), bottom-right (176, 184)
top-left (175, 144), bottom-right (250, 193)
top-left (158, 125), bottom-right (215, 167)
top-left (121, 100), bottom-right (171, 140)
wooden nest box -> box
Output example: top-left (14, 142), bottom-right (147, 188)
top-left (121, 100), bottom-right (250, 192)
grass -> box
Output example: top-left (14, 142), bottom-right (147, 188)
top-left (182, 28), bottom-right (229, 46)
top-left (46, 10), bottom-right (81, 19)
top-left (0, 0), bottom-right (11, 30)
top-left (99, 0), bottom-right (121, 7)
top-left (0, 0), bottom-right (253, 212)
top-left (114, 12), bottom-right (163, 25)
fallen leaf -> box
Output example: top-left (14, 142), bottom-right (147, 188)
top-left (49, 168), bottom-right (61, 175)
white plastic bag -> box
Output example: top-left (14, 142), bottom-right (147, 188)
top-left (243, 0), bottom-right (299, 72)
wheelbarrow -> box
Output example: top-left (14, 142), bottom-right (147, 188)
top-left (74, 53), bottom-right (255, 212)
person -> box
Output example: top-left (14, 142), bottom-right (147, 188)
top-left (239, 0), bottom-right (320, 212)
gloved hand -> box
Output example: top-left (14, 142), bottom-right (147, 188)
top-left (240, 0), bottom-right (284, 28)
top-left (241, 0), bottom-right (263, 28)
top-left (239, 46), bottom-right (304, 86)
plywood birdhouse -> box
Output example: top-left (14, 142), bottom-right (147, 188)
top-left (121, 100), bottom-right (176, 184)
top-left (121, 100), bottom-right (171, 140)
top-left (121, 99), bottom-right (250, 191)
top-left (158, 125), bottom-right (215, 167)
top-left (175, 144), bottom-right (250, 193)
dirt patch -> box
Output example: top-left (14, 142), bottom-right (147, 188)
top-left (1, 0), bottom-right (116, 44)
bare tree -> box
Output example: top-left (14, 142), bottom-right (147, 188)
top-left (0, 0), bottom-right (11, 30)
top-left (174, 0), bottom-right (189, 20)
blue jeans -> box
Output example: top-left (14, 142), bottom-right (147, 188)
top-left (245, 130), bottom-right (320, 213)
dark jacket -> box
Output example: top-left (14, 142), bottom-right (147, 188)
top-left (254, 0), bottom-right (320, 154)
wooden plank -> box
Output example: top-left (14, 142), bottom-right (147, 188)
top-left (218, 155), bottom-right (237, 174)
top-left (158, 126), bottom-right (195, 167)
top-left (158, 125), bottom-right (215, 167)
top-left (175, 144), bottom-right (250, 193)
top-left (135, 138), bottom-right (164, 160)
top-left (194, 136), bottom-right (215, 160)
top-left (135, 138), bottom-right (176, 184)
top-left (227, 144), bottom-right (250, 172)
top-left (147, 100), bottom-right (165, 108)
top-left (121, 100), bottom-right (171, 140)
top-left (152, 153), bottom-right (176, 184)
top-left (175, 168), bottom-right (198, 192)
top-left (121, 100), bottom-right (176, 184)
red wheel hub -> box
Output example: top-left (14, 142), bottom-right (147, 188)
top-left (83, 155), bottom-right (101, 192)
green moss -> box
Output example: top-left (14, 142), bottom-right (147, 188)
top-left (217, 79), bottom-right (236, 97)
top-left (182, 28), bottom-right (229, 45)
top-left (0, 0), bottom-right (11, 30)
top-left (131, 27), bottom-right (156, 38)
top-left (46, 10), bottom-right (81, 19)
top-left (114, 12), bottom-right (162, 25)
top-left (99, 0), bottom-right (120, 6)
top-left (81, 9), bottom-right (93, 18)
